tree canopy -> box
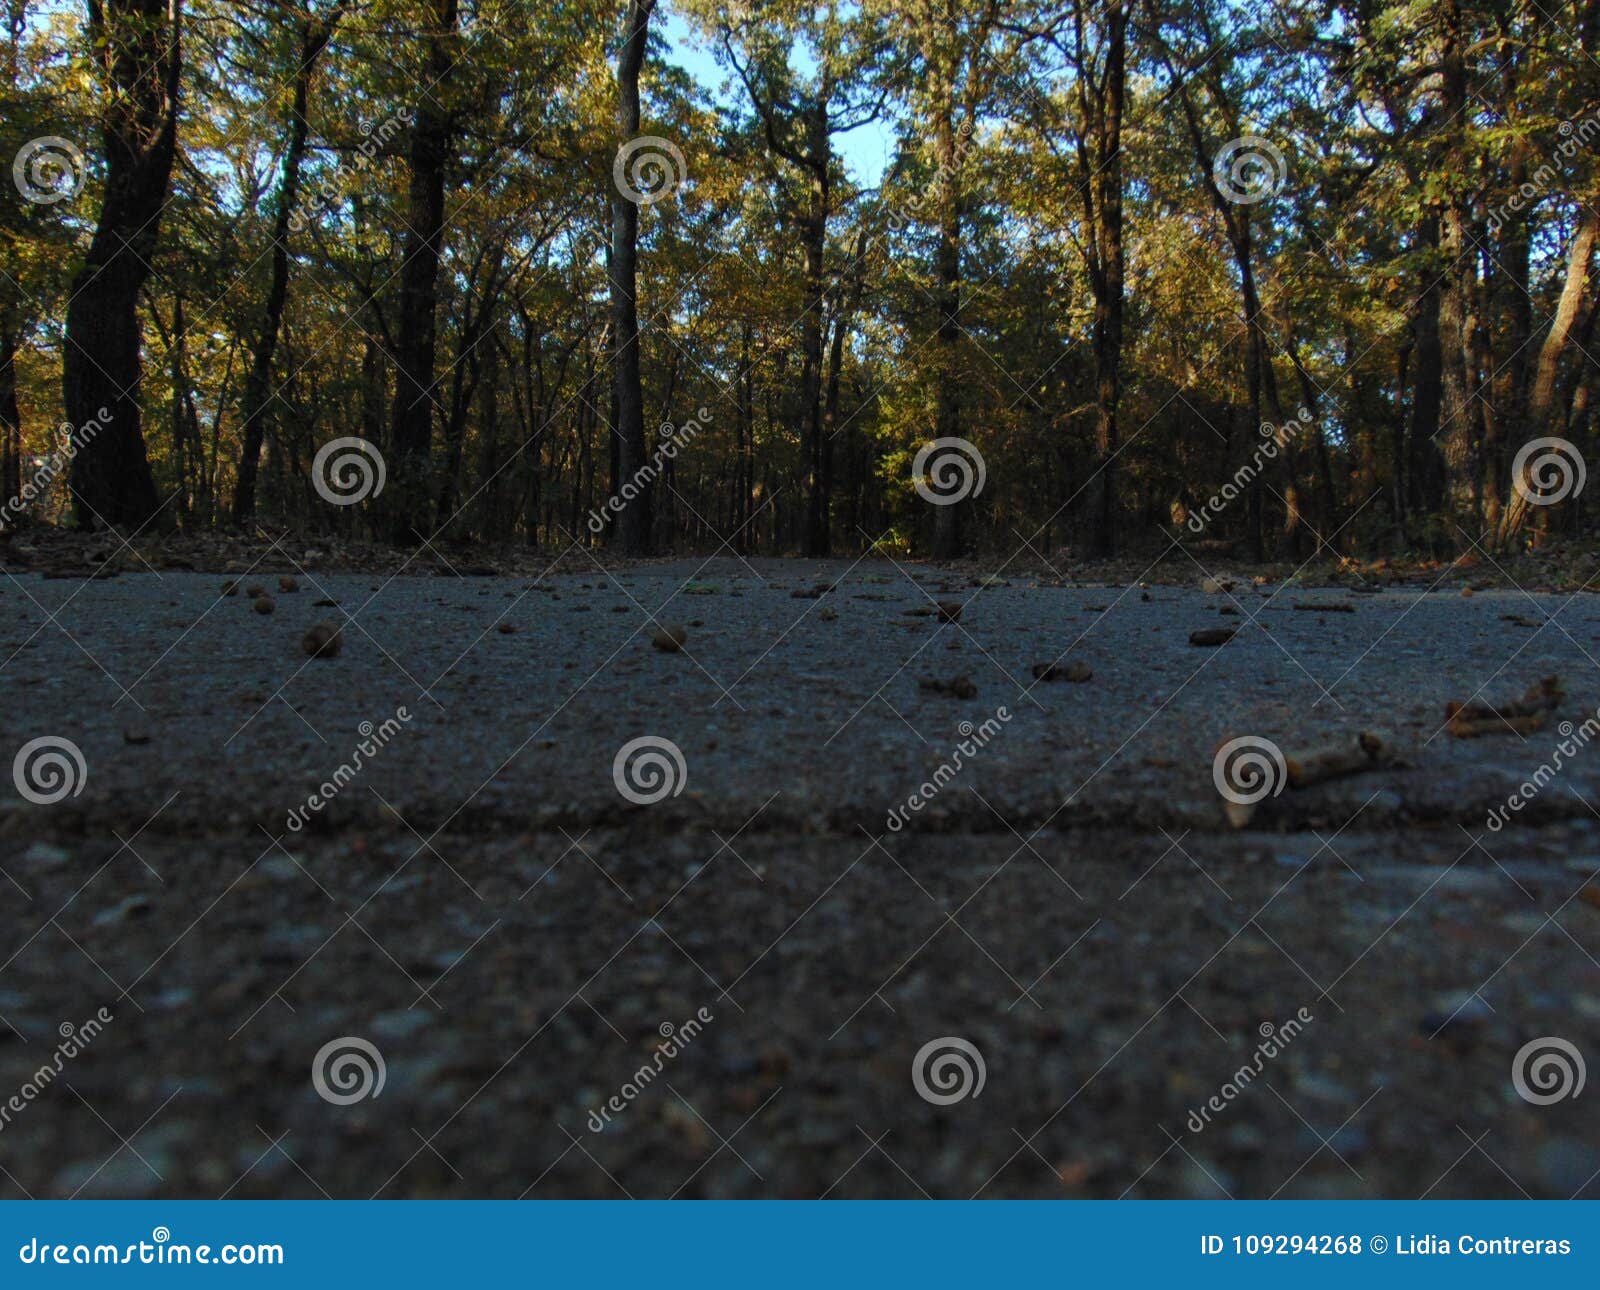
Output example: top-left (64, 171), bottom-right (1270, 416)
top-left (1, 0), bottom-right (1595, 559)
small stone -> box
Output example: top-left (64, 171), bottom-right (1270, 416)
top-left (94, 894), bottom-right (155, 927)
top-left (918, 674), bottom-right (977, 699)
top-left (221, 580), bottom-right (239, 596)
top-left (936, 601), bottom-right (962, 623)
top-left (22, 841), bottom-right (69, 868)
top-left (259, 855), bottom-right (300, 881)
top-left (497, 622), bottom-right (517, 634)
top-left (253, 595), bottom-right (275, 615)
top-left (122, 726), bottom-right (151, 746)
top-left (372, 1009), bottom-right (435, 1042)
top-left (1032, 661), bottom-right (1092, 682)
top-left (302, 622), bottom-right (342, 657)
top-left (278, 576), bottom-right (299, 593)
top-left (651, 623), bottom-right (687, 651)
top-left (1419, 991), bottom-right (1491, 1040)
top-left (245, 584), bottom-right (265, 598)
top-left (1189, 627), bottom-right (1236, 646)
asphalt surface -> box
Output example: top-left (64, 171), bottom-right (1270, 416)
top-left (1, 556), bottom-right (1597, 1197)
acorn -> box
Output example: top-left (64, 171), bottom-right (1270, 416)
top-left (278, 576), bottom-right (299, 593)
top-left (253, 595), bottom-right (275, 615)
top-left (301, 621), bottom-right (342, 658)
top-left (245, 584), bottom-right (265, 598)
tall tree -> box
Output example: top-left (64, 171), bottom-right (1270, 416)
top-left (65, 0), bottom-right (182, 530)
top-left (908, 0), bottom-right (1008, 558)
top-left (609, 0), bottom-right (655, 556)
top-left (717, 0), bottom-right (886, 556)
top-left (387, 0), bottom-right (460, 544)
top-left (231, 1), bottom-right (343, 526)
top-left (1025, 1), bottom-right (1128, 555)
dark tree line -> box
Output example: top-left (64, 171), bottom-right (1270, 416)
top-left (1, 0), bottom-right (1595, 559)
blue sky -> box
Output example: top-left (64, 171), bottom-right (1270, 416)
top-left (657, 3), bottom-right (894, 187)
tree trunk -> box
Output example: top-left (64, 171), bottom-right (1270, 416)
top-left (65, 0), bottom-right (182, 531)
top-left (0, 323), bottom-right (20, 514)
top-left (232, 6), bottom-right (339, 526)
top-left (1434, 0), bottom-right (1478, 518)
top-left (609, 0), bottom-right (655, 556)
top-left (386, 0), bottom-right (458, 543)
top-left (1497, 203), bottom-right (1598, 545)
top-left (821, 225), bottom-right (868, 550)
top-left (799, 102), bottom-right (830, 556)
top-left (931, 100), bottom-right (963, 559)
top-left (1088, 3), bottom-right (1126, 557)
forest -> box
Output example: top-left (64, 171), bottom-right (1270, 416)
top-left (0, 0), bottom-right (1595, 564)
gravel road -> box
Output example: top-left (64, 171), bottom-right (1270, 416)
top-left (1, 556), bottom-right (1597, 1197)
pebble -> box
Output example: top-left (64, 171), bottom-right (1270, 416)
top-left (1419, 991), bottom-right (1491, 1038)
top-left (22, 841), bottom-right (69, 868)
top-left (651, 623), bottom-right (687, 651)
top-left (93, 894), bottom-right (154, 926)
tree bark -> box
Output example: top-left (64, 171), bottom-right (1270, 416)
top-left (387, 0), bottom-right (458, 543)
top-left (609, 0), bottom-right (655, 556)
top-left (65, 0), bottom-right (182, 531)
top-left (931, 98), bottom-right (963, 559)
top-left (1086, 2), bottom-right (1126, 557)
top-left (232, 4), bottom-right (340, 526)
top-left (0, 323), bottom-right (20, 513)
top-left (799, 100), bottom-right (830, 556)
top-left (1497, 204), bottom-right (1598, 545)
